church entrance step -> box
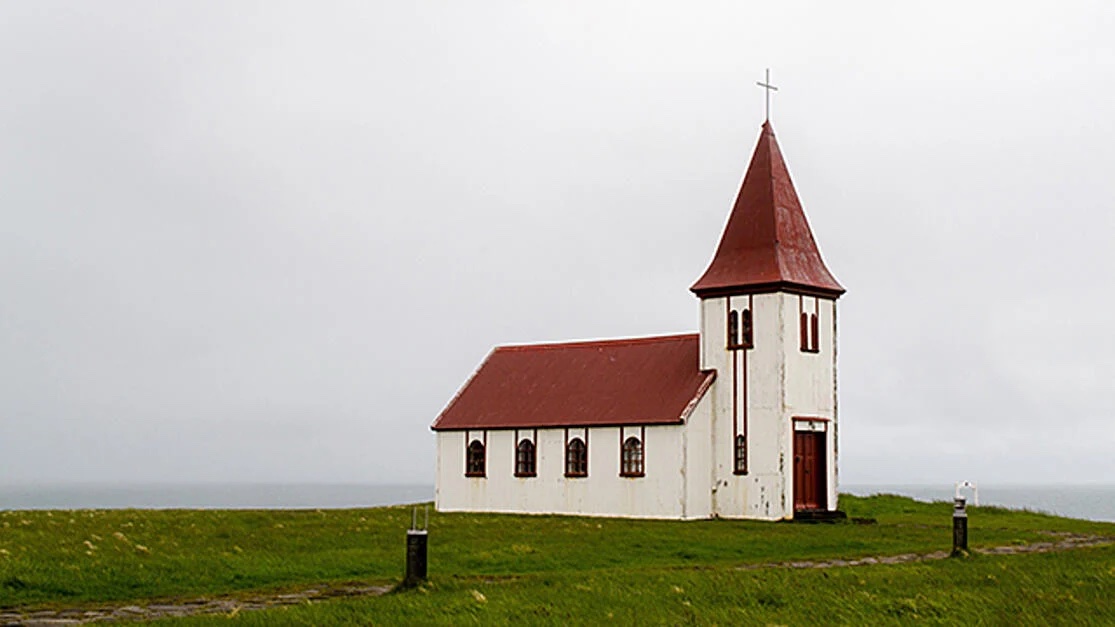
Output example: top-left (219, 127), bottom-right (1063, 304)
top-left (793, 509), bottom-right (848, 523)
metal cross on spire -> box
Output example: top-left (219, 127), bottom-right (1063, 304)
top-left (756, 68), bottom-right (778, 121)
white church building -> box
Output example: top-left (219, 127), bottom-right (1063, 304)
top-left (432, 121), bottom-right (845, 521)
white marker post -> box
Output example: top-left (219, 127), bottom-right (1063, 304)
top-left (952, 481), bottom-right (976, 556)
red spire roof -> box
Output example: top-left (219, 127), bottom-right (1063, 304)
top-left (691, 122), bottom-right (844, 298)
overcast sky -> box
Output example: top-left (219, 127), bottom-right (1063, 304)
top-left (2, 2), bottom-right (1112, 488)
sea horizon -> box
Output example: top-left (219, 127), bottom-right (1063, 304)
top-left (0, 482), bottom-right (433, 512)
top-left (1, 482), bottom-right (1112, 523)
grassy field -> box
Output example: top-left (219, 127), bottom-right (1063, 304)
top-left (162, 545), bottom-right (1115, 625)
top-left (2, 495), bottom-right (1113, 623)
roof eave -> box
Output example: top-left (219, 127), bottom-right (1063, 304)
top-left (690, 280), bottom-right (845, 300)
top-left (677, 369), bottom-right (717, 423)
top-left (429, 347), bottom-right (499, 432)
top-left (431, 418), bottom-right (685, 432)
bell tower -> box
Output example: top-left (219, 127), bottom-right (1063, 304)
top-left (691, 121), bottom-right (844, 520)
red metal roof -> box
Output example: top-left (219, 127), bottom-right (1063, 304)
top-left (431, 334), bottom-right (716, 431)
top-left (691, 121), bottom-right (844, 298)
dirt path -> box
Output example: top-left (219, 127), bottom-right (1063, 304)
top-left (738, 531), bottom-right (1113, 571)
top-left (0, 583), bottom-right (392, 626)
top-left (3, 533), bottom-right (1111, 625)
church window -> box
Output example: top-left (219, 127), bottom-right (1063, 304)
top-left (741, 309), bottom-right (754, 348)
top-left (810, 313), bottom-right (819, 352)
top-left (730, 308), bottom-right (753, 350)
top-left (734, 434), bottom-right (747, 474)
top-left (801, 311), bottom-right (819, 353)
top-left (466, 440), bottom-right (486, 477)
top-left (621, 436), bottom-right (644, 477)
top-left (800, 312), bottom-right (809, 351)
top-left (565, 437), bottom-right (587, 477)
top-left (515, 439), bottom-right (537, 477)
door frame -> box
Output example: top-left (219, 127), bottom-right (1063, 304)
top-left (792, 417), bottom-right (829, 511)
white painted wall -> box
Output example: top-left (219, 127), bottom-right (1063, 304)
top-left (779, 293), bottom-right (838, 512)
top-left (700, 291), bottom-right (840, 519)
top-left (781, 294), bottom-right (839, 511)
top-left (681, 387), bottom-right (714, 519)
top-left (435, 412), bottom-right (713, 519)
top-left (700, 293), bottom-right (790, 520)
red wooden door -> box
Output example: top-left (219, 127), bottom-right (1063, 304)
top-left (793, 431), bottom-right (826, 511)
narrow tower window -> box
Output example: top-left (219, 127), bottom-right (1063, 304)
top-left (734, 434), bottom-right (748, 474)
top-left (727, 310), bottom-right (739, 348)
top-left (515, 439), bottom-right (536, 477)
top-left (741, 309), bottom-right (754, 348)
top-left (800, 312), bottom-right (809, 351)
top-left (621, 436), bottom-right (644, 477)
top-left (801, 311), bottom-right (819, 353)
top-left (565, 438), bottom-right (587, 477)
top-left (466, 440), bottom-right (486, 477)
top-left (810, 313), bottom-right (820, 352)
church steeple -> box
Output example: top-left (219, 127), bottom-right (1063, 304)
top-left (690, 122), bottom-right (844, 299)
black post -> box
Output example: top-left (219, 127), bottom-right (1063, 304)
top-left (952, 497), bottom-right (968, 556)
top-left (404, 529), bottom-right (428, 587)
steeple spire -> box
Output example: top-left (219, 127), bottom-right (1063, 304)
top-left (690, 122), bottom-right (844, 298)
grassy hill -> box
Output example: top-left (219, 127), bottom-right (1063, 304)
top-left (1, 495), bottom-right (1113, 624)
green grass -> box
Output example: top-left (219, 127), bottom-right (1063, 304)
top-left (162, 545), bottom-right (1115, 625)
top-left (1, 494), bottom-right (1113, 622)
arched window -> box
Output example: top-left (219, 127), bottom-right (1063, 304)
top-left (727, 310), bottom-right (739, 348)
top-left (466, 440), bottom-right (486, 477)
top-left (621, 436), bottom-right (644, 477)
top-left (515, 439), bottom-right (536, 477)
top-left (734, 434), bottom-right (747, 474)
top-left (741, 309), bottom-right (753, 348)
top-left (565, 437), bottom-right (587, 477)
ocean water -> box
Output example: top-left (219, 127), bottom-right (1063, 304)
top-left (0, 483), bottom-right (433, 511)
top-left (1, 483), bottom-right (1112, 523)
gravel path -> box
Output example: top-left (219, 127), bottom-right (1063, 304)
top-left (3, 533), bottom-right (1111, 625)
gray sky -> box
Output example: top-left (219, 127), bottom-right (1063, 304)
top-left (2, 1), bottom-right (1112, 487)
